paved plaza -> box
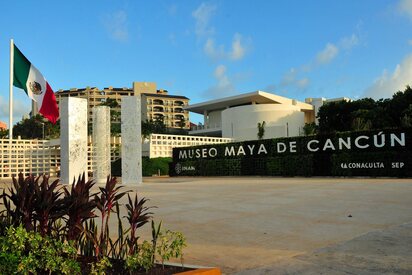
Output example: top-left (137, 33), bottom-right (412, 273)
top-left (123, 177), bottom-right (412, 274)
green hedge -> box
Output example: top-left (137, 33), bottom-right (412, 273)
top-left (111, 157), bottom-right (172, 177)
top-left (170, 128), bottom-right (412, 177)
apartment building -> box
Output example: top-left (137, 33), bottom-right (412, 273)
top-left (53, 82), bottom-right (190, 129)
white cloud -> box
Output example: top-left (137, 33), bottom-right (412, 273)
top-left (316, 43), bottom-right (339, 65)
top-left (204, 34), bottom-right (248, 61)
top-left (339, 34), bottom-right (359, 50)
top-left (266, 33), bottom-right (359, 94)
top-left (280, 68), bottom-right (310, 90)
top-left (192, 3), bottom-right (216, 38)
top-left (363, 54), bottom-right (412, 99)
top-left (103, 10), bottom-right (129, 42)
top-left (204, 38), bottom-right (225, 60)
top-left (229, 33), bottom-right (246, 60)
top-left (296, 78), bottom-right (310, 89)
top-left (204, 65), bottom-right (236, 98)
top-left (399, 0), bottom-right (412, 20)
top-left (408, 39), bottom-right (412, 45)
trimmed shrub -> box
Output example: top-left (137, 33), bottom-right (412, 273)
top-left (170, 128), bottom-right (412, 177)
top-left (111, 157), bottom-right (172, 177)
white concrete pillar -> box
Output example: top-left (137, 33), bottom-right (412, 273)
top-left (121, 90), bottom-right (142, 184)
top-left (60, 97), bottom-right (88, 184)
top-left (93, 106), bottom-right (111, 184)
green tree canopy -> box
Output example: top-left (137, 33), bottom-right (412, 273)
top-left (317, 86), bottom-right (412, 133)
top-left (13, 115), bottom-right (60, 139)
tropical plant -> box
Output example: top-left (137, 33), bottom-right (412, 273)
top-left (13, 114), bottom-right (60, 139)
top-left (257, 121), bottom-right (266, 140)
top-left (151, 220), bottom-right (162, 263)
top-left (0, 128), bottom-right (8, 139)
top-left (90, 256), bottom-right (112, 275)
top-left (63, 173), bottom-right (97, 242)
top-left (125, 194), bottom-right (153, 255)
top-left (303, 122), bottom-right (318, 136)
top-left (0, 225), bottom-right (80, 275)
top-left (94, 176), bottom-right (127, 258)
top-left (3, 173), bottom-right (37, 231)
top-left (157, 230), bottom-right (186, 269)
top-left (32, 176), bottom-right (64, 237)
top-left (126, 240), bottom-right (154, 273)
top-left (0, 174), bottom-right (187, 273)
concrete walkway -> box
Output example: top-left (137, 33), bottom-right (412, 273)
top-left (119, 177), bottom-right (412, 274)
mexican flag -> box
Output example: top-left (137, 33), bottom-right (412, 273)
top-left (13, 44), bottom-right (59, 124)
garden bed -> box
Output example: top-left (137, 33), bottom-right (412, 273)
top-left (0, 173), bottom-right (221, 275)
top-left (78, 256), bottom-right (194, 274)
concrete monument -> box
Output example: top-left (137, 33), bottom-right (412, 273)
top-left (92, 106), bottom-right (111, 184)
top-left (60, 97), bottom-right (88, 184)
top-left (121, 85), bottom-right (142, 184)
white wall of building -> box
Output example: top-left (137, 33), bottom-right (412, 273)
top-left (222, 104), bottom-right (305, 141)
top-left (208, 110), bottom-right (222, 128)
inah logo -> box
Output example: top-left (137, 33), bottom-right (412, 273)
top-left (29, 81), bottom-right (43, 95)
top-left (175, 163), bottom-right (182, 174)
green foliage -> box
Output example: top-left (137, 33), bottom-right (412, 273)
top-left (157, 230), bottom-right (186, 269)
top-left (126, 241), bottom-right (154, 273)
top-left (94, 177), bottom-right (127, 258)
top-left (142, 157), bottom-right (172, 176)
top-left (63, 173), bottom-right (97, 242)
top-left (90, 256), bottom-right (112, 275)
top-left (99, 98), bottom-right (119, 109)
top-left (317, 86), bottom-right (412, 133)
top-left (98, 99), bottom-right (121, 136)
top-left (0, 225), bottom-right (80, 275)
top-left (125, 194), bottom-right (153, 255)
top-left (142, 118), bottom-right (167, 137)
top-left (303, 122), bottom-right (318, 136)
top-left (1, 174), bottom-right (187, 273)
top-left (171, 128), bottom-right (412, 177)
top-left (257, 121), bottom-right (266, 140)
top-left (0, 128), bottom-right (8, 138)
top-left (151, 220), bottom-right (162, 264)
top-left (111, 157), bottom-right (172, 177)
top-left (351, 117), bottom-right (372, 131)
top-left (13, 114), bottom-right (60, 139)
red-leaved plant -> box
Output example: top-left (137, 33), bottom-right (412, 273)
top-left (63, 173), bottom-right (97, 242)
top-left (94, 176), bottom-right (127, 257)
top-left (125, 194), bottom-right (153, 255)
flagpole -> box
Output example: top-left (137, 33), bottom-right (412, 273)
top-left (9, 39), bottom-right (14, 141)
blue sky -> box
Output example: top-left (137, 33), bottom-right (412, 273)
top-left (1, 0), bottom-right (412, 125)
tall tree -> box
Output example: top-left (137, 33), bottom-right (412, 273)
top-left (13, 115), bottom-right (59, 139)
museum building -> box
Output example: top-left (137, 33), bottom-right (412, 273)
top-left (186, 91), bottom-right (349, 141)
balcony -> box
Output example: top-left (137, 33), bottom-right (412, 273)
top-left (174, 107), bottom-right (184, 113)
top-left (153, 99), bottom-right (164, 105)
top-left (174, 100), bottom-right (184, 106)
top-left (153, 114), bottom-right (164, 121)
top-left (174, 114), bottom-right (185, 120)
top-left (153, 106), bottom-right (164, 112)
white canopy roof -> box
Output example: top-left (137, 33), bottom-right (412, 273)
top-left (185, 91), bottom-right (314, 114)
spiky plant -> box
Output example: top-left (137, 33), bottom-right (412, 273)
top-left (3, 173), bottom-right (37, 231)
top-left (63, 173), bottom-right (97, 242)
top-left (32, 175), bottom-right (64, 236)
top-left (125, 193), bottom-right (153, 255)
top-left (94, 176), bottom-right (127, 257)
